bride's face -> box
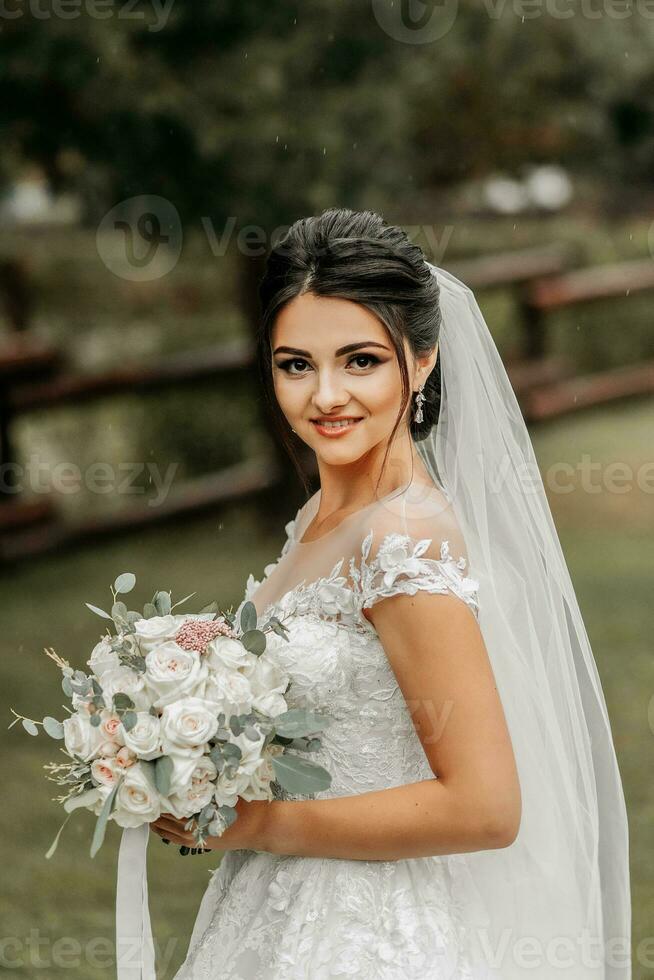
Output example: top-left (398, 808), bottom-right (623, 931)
top-left (270, 292), bottom-right (416, 466)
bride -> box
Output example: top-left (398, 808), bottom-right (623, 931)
top-left (151, 208), bottom-right (631, 979)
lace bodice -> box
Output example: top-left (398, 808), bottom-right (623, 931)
top-left (234, 494), bottom-right (480, 802)
top-left (175, 487), bottom-right (493, 979)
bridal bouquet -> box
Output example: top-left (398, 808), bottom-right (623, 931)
top-left (9, 572), bottom-right (332, 858)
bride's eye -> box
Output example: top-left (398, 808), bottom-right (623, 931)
top-left (348, 353), bottom-right (380, 370)
top-left (277, 358), bottom-right (311, 375)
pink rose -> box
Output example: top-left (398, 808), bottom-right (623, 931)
top-left (115, 746), bottom-right (137, 768)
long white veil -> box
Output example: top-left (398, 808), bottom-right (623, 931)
top-left (417, 263), bottom-right (632, 978)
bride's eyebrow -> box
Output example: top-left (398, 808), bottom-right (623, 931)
top-left (273, 341), bottom-right (391, 357)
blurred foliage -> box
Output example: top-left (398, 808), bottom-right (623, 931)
top-left (4, 211), bottom-right (652, 520)
top-left (1, 1), bottom-right (654, 230)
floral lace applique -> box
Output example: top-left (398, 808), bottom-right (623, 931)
top-left (353, 530), bottom-right (481, 621)
top-left (242, 520), bottom-right (480, 629)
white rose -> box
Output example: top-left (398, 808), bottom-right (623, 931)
top-left (86, 636), bottom-right (120, 678)
top-left (230, 728), bottom-right (266, 776)
top-left (91, 757), bottom-right (121, 788)
top-left (112, 763), bottom-right (162, 828)
top-left (201, 668), bottom-right (254, 716)
top-left (166, 749), bottom-right (207, 796)
top-left (205, 636), bottom-right (253, 672)
top-left (240, 753), bottom-right (276, 802)
top-left (244, 656), bottom-right (289, 717)
top-left (120, 711), bottom-right (162, 760)
top-left (133, 615), bottom-right (180, 653)
top-left (165, 781), bottom-right (215, 820)
top-left (214, 767), bottom-right (253, 808)
top-left (160, 697), bottom-right (219, 753)
top-left (254, 691), bottom-right (288, 717)
top-left (63, 712), bottom-right (104, 762)
top-left (144, 643), bottom-right (208, 709)
top-left (165, 757), bottom-right (218, 819)
top-left (191, 755), bottom-right (217, 785)
top-left (100, 666), bottom-right (150, 712)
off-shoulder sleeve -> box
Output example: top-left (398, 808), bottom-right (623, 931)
top-left (355, 528), bottom-right (480, 620)
top-left (345, 485), bottom-right (481, 620)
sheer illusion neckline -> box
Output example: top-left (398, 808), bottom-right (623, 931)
top-left (296, 478), bottom-right (444, 547)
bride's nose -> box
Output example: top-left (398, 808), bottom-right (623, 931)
top-left (311, 369), bottom-right (350, 415)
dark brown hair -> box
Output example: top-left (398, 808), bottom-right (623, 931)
top-left (257, 207), bottom-right (442, 494)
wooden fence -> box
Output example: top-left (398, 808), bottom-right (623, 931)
top-left (1, 244), bottom-right (653, 563)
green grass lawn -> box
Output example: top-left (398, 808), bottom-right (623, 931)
top-left (0, 399), bottom-right (652, 978)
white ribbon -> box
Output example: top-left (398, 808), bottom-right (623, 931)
top-left (116, 825), bottom-right (156, 979)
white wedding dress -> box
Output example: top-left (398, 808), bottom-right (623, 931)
top-left (173, 481), bottom-right (496, 980)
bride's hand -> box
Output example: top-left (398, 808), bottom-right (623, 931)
top-left (150, 797), bottom-right (272, 853)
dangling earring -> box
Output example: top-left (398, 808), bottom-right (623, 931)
top-left (413, 383), bottom-right (426, 424)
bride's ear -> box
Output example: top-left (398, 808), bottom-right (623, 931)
top-left (415, 343), bottom-right (438, 383)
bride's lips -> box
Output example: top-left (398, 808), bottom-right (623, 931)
top-left (310, 416), bottom-right (363, 438)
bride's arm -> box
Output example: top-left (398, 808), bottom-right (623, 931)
top-left (260, 590), bottom-right (522, 861)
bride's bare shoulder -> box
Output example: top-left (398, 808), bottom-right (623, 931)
top-left (364, 482), bottom-right (466, 561)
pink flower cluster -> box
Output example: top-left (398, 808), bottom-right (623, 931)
top-left (173, 617), bottom-right (238, 654)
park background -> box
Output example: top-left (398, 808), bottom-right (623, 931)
top-left (0, 3), bottom-right (653, 977)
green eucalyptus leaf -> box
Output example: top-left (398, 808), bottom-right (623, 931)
top-left (239, 601), bottom-right (258, 633)
top-left (154, 591), bottom-right (171, 616)
top-left (112, 601), bottom-right (128, 623)
top-left (140, 760), bottom-right (158, 792)
top-left (22, 719), bottom-right (38, 736)
top-left (240, 629), bottom-right (266, 657)
top-left (90, 713), bottom-right (103, 727)
top-left (272, 754), bottom-right (332, 795)
top-left (122, 710), bottom-right (138, 732)
top-left (273, 709), bottom-right (331, 739)
top-left (45, 812), bottom-right (74, 860)
top-left (114, 573), bottom-right (136, 595)
top-left (90, 784), bottom-right (119, 858)
top-left (43, 716), bottom-right (64, 739)
top-left (112, 693), bottom-right (135, 711)
top-left (273, 708), bottom-right (332, 738)
top-left (154, 755), bottom-right (174, 796)
top-left (266, 616), bottom-right (290, 642)
top-left (217, 804), bottom-right (238, 829)
top-left (142, 603), bottom-right (157, 619)
top-left (199, 601), bottom-right (219, 615)
top-left (85, 603), bottom-right (113, 621)
top-left (62, 676), bottom-right (73, 697)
